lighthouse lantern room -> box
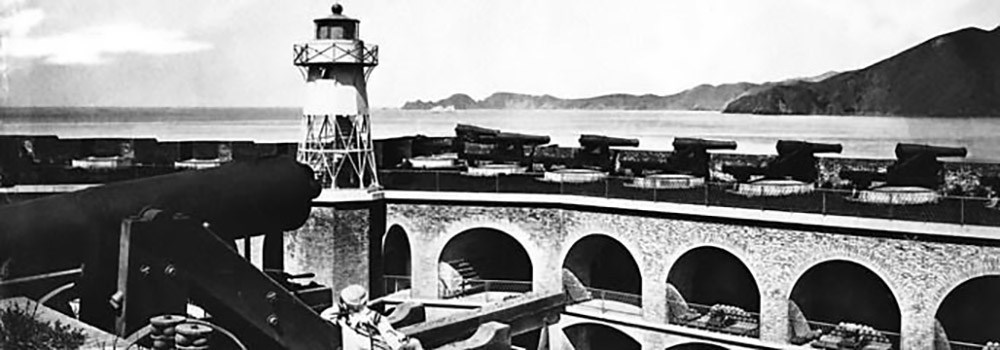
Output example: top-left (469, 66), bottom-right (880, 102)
top-left (293, 3), bottom-right (379, 189)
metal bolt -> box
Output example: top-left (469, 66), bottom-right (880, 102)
top-left (139, 265), bottom-right (151, 276)
top-left (164, 265), bottom-right (176, 277)
top-left (267, 314), bottom-right (279, 328)
top-left (109, 291), bottom-right (125, 311)
top-left (266, 291), bottom-right (278, 304)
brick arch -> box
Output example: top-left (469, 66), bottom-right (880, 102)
top-left (382, 223), bottom-right (410, 249)
top-left (384, 215), bottom-right (419, 245)
top-left (931, 261), bottom-right (1000, 318)
top-left (785, 251), bottom-right (904, 306)
top-left (430, 218), bottom-right (546, 290)
top-left (557, 320), bottom-right (641, 348)
top-left (665, 242), bottom-right (762, 285)
top-left (557, 319), bottom-right (636, 338)
top-left (665, 243), bottom-right (763, 315)
top-left (559, 227), bottom-right (646, 283)
top-left (664, 342), bottom-right (729, 350)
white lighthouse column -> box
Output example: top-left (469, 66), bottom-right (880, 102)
top-left (293, 4), bottom-right (379, 190)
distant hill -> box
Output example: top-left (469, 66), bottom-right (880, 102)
top-left (402, 83), bottom-right (775, 111)
top-left (724, 25), bottom-right (1000, 116)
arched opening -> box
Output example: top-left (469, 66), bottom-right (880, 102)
top-left (562, 234), bottom-right (642, 305)
top-left (382, 225), bottom-right (411, 294)
top-left (790, 260), bottom-right (900, 346)
top-left (666, 246), bottom-right (759, 336)
top-left (438, 228), bottom-right (532, 298)
top-left (665, 343), bottom-right (728, 350)
top-left (668, 246), bottom-right (759, 312)
top-left (935, 275), bottom-right (1000, 347)
top-left (563, 323), bottom-right (640, 350)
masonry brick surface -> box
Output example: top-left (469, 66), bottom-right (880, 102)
top-left (385, 203), bottom-right (1000, 350)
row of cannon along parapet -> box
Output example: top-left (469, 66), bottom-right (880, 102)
top-left (0, 135), bottom-right (298, 186)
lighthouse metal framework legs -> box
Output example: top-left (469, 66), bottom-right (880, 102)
top-left (298, 113), bottom-right (379, 189)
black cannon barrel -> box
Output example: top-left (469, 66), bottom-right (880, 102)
top-left (895, 143), bottom-right (968, 159)
top-left (672, 138), bottom-right (737, 151)
top-left (495, 132), bottom-right (551, 145)
top-left (775, 140), bottom-right (843, 155)
top-left (579, 134), bottom-right (640, 148)
top-left (0, 156), bottom-right (320, 277)
top-left (455, 124), bottom-right (500, 139)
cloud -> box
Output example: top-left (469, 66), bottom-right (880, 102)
top-left (1, 8), bottom-right (212, 65)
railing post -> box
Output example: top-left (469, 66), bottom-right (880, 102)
top-left (822, 190), bottom-right (827, 215)
top-left (605, 177), bottom-right (610, 198)
top-left (601, 290), bottom-right (606, 313)
top-left (434, 171), bottom-right (440, 191)
top-left (888, 193), bottom-right (894, 219)
top-left (960, 197), bottom-right (965, 225)
top-left (704, 182), bottom-right (710, 206)
top-left (495, 175), bottom-right (500, 193)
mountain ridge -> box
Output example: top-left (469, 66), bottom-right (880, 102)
top-left (723, 25), bottom-right (1000, 116)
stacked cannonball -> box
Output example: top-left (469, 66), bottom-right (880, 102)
top-left (174, 323), bottom-right (213, 350)
top-left (983, 341), bottom-right (1000, 350)
top-left (149, 315), bottom-right (185, 350)
top-left (707, 304), bottom-right (752, 328)
top-left (831, 322), bottom-right (890, 349)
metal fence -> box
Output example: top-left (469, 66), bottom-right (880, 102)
top-left (383, 275), bottom-right (412, 298)
top-left (579, 287), bottom-right (643, 316)
top-left (380, 170), bottom-right (1000, 227)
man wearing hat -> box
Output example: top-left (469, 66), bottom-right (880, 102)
top-left (321, 284), bottom-right (423, 350)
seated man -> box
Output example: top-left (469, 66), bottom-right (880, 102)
top-left (321, 284), bottom-right (423, 350)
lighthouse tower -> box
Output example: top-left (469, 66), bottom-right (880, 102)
top-left (293, 4), bottom-right (379, 189)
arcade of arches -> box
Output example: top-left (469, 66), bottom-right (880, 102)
top-left (378, 205), bottom-right (1000, 350)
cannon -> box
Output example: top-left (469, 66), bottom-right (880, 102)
top-left (455, 123), bottom-right (500, 142)
top-left (667, 138), bottom-right (737, 177)
top-left (887, 143), bottom-right (967, 188)
top-left (576, 134), bottom-right (640, 171)
top-left (0, 156), bottom-right (320, 279)
top-left (725, 140), bottom-right (842, 183)
top-left (456, 124), bottom-right (550, 165)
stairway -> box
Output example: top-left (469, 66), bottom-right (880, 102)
top-left (445, 259), bottom-right (486, 297)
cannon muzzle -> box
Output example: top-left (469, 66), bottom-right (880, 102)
top-left (895, 143), bottom-right (967, 159)
top-left (776, 140), bottom-right (843, 155)
top-left (579, 134), bottom-right (640, 148)
top-left (672, 138), bottom-right (737, 151)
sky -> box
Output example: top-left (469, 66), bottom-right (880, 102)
top-left (1, 0), bottom-right (998, 108)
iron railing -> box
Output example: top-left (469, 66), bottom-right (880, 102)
top-left (379, 170), bottom-right (1000, 227)
top-left (383, 275), bottom-right (412, 298)
top-left (578, 287), bottom-right (643, 316)
top-left (293, 41), bottom-right (378, 66)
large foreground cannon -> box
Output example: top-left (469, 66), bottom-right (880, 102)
top-left (0, 156), bottom-right (320, 278)
top-left (887, 143), bottom-right (967, 188)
